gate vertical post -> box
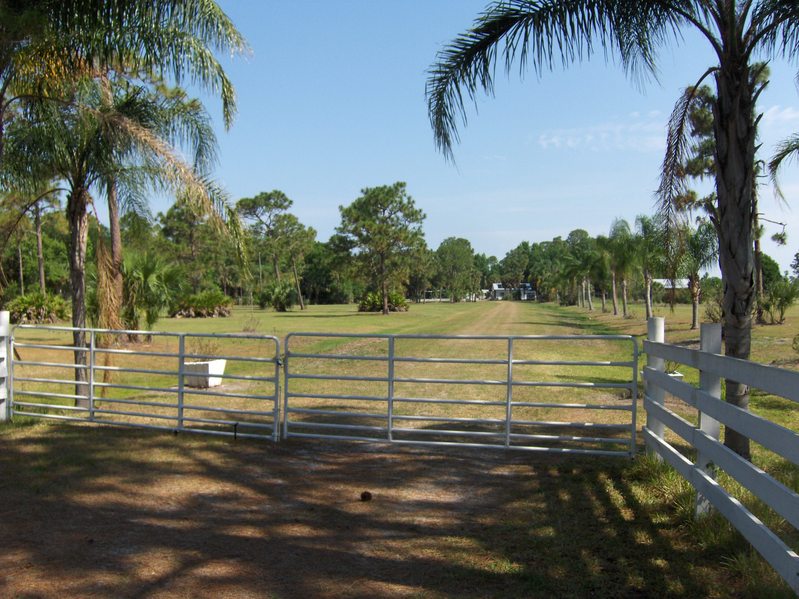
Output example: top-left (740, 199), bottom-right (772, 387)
top-left (273, 338), bottom-right (280, 442)
top-left (88, 330), bottom-right (96, 421)
top-left (177, 334), bottom-right (185, 431)
top-left (387, 336), bottom-right (395, 441)
top-left (283, 335), bottom-right (290, 440)
top-left (695, 322), bottom-right (722, 518)
top-left (645, 317), bottom-right (665, 459)
top-left (630, 338), bottom-right (639, 457)
top-left (0, 311), bottom-right (9, 422)
top-left (505, 337), bottom-right (514, 448)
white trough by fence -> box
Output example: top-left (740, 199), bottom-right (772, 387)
top-left (643, 317), bottom-right (799, 594)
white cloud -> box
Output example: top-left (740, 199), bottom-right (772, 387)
top-left (762, 105), bottom-right (799, 125)
top-left (537, 114), bottom-right (666, 153)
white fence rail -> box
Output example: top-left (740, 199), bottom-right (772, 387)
top-left (7, 323), bottom-right (281, 441)
top-left (284, 332), bottom-right (638, 456)
top-left (642, 318), bottom-right (799, 594)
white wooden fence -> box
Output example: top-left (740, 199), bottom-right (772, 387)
top-left (643, 317), bottom-right (799, 594)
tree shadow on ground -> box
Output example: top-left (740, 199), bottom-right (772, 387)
top-left (0, 424), bottom-right (733, 598)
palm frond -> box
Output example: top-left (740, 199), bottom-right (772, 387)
top-left (750, 0), bottom-right (799, 58)
top-left (426, 0), bottom-right (688, 159)
top-left (767, 132), bottom-right (799, 199)
top-left (657, 67), bottom-right (717, 227)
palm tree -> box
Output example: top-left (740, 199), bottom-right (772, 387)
top-left (635, 214), bottom-right (666, 320)
top-left (4, 76), bottom-right (234, 403)
top-left (592, 235), bottom-right (613, 313)
top-left (122, 252), bottom-right (182, 338)
top-left (608, 219), bottom-right (634, 318)
top-left (101, 78), bottom-right (220, 330)
top-left (426, 0), bottom-right (795, 459)
top-left (0, 0), bottom-right (246, 161)
top-left (682, 220), bottom-right (719, 330)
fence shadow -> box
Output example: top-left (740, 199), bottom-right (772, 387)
top-left (0, 424), bottom-right (721, 598)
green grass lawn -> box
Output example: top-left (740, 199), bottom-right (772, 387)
top-left (3, 299), bottom-right (798, 597)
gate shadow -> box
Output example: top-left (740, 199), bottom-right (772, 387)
top-left (0, 424), bottom-right (720, 598)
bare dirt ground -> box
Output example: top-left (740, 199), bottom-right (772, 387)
top-left (0, 424), bottom-right (725, 599)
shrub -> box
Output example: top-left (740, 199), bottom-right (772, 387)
top-left (259, 281), bottom-right (297, 312)
top-left (763, 279), bottom-right (799, 324)
top-left (702, 277), bottom-right (724, 323)
top-left (358, 291), bottom-right (409, 312)
top-left (7, 292), bottom-right (69, 324)
top-left (170, 289), bottom-right (232, 318)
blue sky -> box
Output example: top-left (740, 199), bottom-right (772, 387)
top-left (180, 1), bottom-right (799, 272)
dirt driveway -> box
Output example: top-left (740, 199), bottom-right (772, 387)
top-left (0, 424), bottom-right (719, 598)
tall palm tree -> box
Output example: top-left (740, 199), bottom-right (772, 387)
top-left (100, 77), bottom-right (219, 330)
top-left (0, 0), bottom-right (246, 161)
top-left (426, 0), bottom-right (796, 458)
top-left (4, 75), bottom-right (233, 403)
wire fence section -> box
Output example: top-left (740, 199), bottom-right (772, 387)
top-left (10, 325), bottom-right (280, 441)
top-left (284, 332), bottom-right (638, 456)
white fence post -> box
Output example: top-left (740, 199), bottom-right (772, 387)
top-left (0, 311), bottom-right (8, 422)
top-left (695, 322), bottom-right (723, 517)
top-left (645, 317), bottom-right (666, 458)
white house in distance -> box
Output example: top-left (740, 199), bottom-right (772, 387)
top-left (491, 283), bottom-right (506, 300)
top-left (653, 278), bottom-right (689, 290)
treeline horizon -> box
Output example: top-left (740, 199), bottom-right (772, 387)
top-left (3, 182), bottom-right (795, 323)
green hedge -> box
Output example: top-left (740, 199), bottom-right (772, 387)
top-left (6, 292), bottom-right (69, 324)
top-left (358, 291), bottom-right (409, 313)
top-left (170, 290), bottom-right (232, 318)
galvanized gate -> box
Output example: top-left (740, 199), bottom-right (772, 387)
top-left (9, 325), bottom-right (281, 441)
top-left (283, 333), bottom-right (638, 456)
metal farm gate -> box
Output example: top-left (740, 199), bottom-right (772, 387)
top-left (3, 323), bottom-right (639, 456)
top-left (8, 325), bottom-right (281, 441)
top-left (283, 333), bottom-right (639, 456)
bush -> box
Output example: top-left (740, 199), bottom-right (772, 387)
top-left (170, 289), bottom-right (232, 318)
top-left (7, 292), bottom-right (69, 324)
top-left (702, 277), bottom-right (724, 323)
top-left (358, 291), bottom-right (409, 313)
top-left (762, 279), bottom-right (799, 324)
top-left (258, 281), bottom-right (297, 312)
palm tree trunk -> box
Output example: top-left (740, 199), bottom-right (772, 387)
top-left (621, 278), bottom-right (628, 318)
top-left (17, 245), bottom-right (24, 295)
top-left (611, 272), bottom-right (618, 316)
top-left (714, 66), bottom-right (757, 460)
top-left (381, 255), bottom-right (389, 315)
top-left (292, 256), bottom-right (305, 310)
top-left (108, 181), bottom-right (124, 321)
top-left (35, 203), bottom-right (46, 292)
top-left (753, 210), bottom-right (765, 324)
top-left (67, 187), bottom-right (90, 407)
top-left (644, 272), bottom-right (653, 319)
top-left (690, 274), bottom-right (700, 330)
top-left (273, 253), bottom-right (281, 283)
top-left (586, 278), bottom-right (593, 311)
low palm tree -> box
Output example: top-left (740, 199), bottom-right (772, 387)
top-left (609, 219), bottom-right (634, 318)
top-left (682, 220), bottom-right (718, 329)
top-left (426, 0), bottom-right (798, 458)
top-left (122, 252), bottom-right (182, 338)
top-left (635, 215), bottom-right (666, 320)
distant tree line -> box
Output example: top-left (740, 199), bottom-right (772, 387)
top-left (4, 180), bottom-right (796, 327)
